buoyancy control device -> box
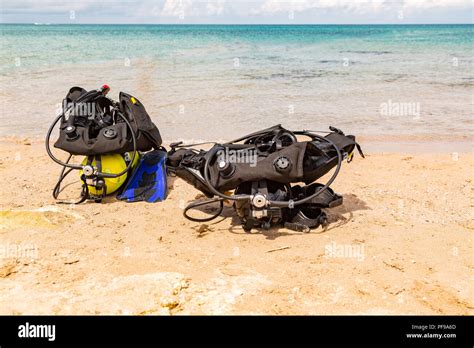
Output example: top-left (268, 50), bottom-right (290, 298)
top-left (45, 85), bottom-right (163, 203)
top-left (167, 124), bottom-right (364, 232)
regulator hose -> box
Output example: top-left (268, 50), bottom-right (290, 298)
top-left (183, 197), bottom-right (225, 223)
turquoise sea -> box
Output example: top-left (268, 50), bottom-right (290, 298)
top-left (0, 24), bottom-right (473, 146)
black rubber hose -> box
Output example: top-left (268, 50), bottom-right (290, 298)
top-left (45, 112), bottom-right (82, 170)
top-left (202, 145), bottom-right (250, 201)
top-left (53, 164), bottom-right (74, 199)
top-left (225, 124), bottom-right (283, 144)
top-left (52, 154), bottom-right (88, 204)
top-left (183, 198), bottom-right (224, 222)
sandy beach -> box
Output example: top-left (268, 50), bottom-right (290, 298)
top-left (0, 138), bottom-right (472, 315)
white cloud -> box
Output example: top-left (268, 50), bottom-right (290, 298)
top-left (159, 0), bottom-right (227, 17)
top-left (253, 0), bottom-right (382, 15)
top-left (1, 0), bottom-right (97, 13)
top-left (206, 0), bottom-right (226, 16)
top-left (161, 0), bottom-right (194, 17)
top-left (404, 0), bottom-right (470, 9)
top-left (253, 0), bottom-right (471, 15)
top-left (0, 0), bottom-right (471, 23)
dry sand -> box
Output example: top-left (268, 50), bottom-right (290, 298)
top-left (0, 138), bottom-right (472, 315)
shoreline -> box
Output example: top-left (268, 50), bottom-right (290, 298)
top-left (3, 135), bottom-right (473, 154)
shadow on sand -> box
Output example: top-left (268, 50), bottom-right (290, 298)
top-left (184, 193), bottom-right (371, 240)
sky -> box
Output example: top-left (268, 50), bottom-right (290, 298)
top-left (0, 0), bottom-right (472, 24)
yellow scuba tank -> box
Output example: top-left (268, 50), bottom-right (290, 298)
top-left (79, 152), bottom-right (140, 196)
top-left (124, 151), bottom-right (140, 169)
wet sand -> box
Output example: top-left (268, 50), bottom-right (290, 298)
top-left (0, 138), bottom-right (472, 314)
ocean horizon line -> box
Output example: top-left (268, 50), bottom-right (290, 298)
top-left (1, 22), bottom-right (473, 26)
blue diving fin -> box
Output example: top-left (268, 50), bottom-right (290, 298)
top-left (118, 149), bottom-right (167, 202)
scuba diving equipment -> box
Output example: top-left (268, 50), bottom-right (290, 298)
top-left (167, 124), bottom-right (364, 232)
top-left (46, 85), bottom-right (163, 203)
top-left (79, 152), bottom-right (140, 197)
top-left (49, 85), bottom-right (162, 156)
top-left (117, 149), bottom-right (168, 203)
top-left (80, 154), bottom-right (127, 196)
